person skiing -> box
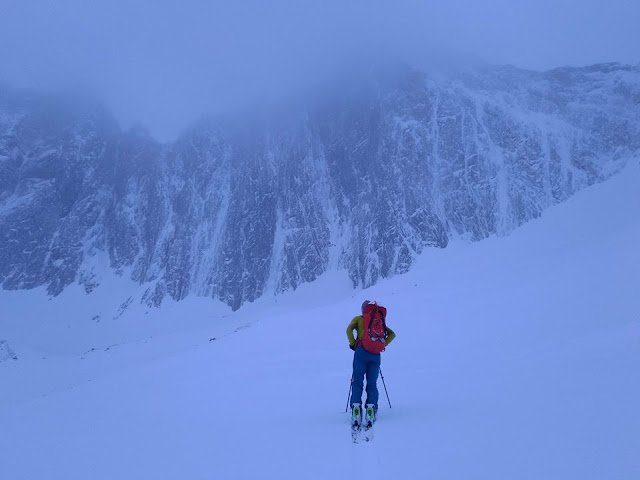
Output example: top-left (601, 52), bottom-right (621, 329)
top-left (347, 300), bottom-right (396, 429)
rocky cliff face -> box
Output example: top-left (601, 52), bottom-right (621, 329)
top-left (1, 63), bottom-right (638, 310)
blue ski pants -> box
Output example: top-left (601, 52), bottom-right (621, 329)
top-left (350, 345), bottom-right (381, 409)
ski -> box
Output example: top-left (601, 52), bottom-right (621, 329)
top-left (362, 420), bottom-right (375, 442)
top-left (350, 403), bottom-right (363, 443)
top-left (351, 421), bottom-right (362, 443)
top-left (351, 418), bottom-right (376, 443)
top-left (361, 405), bottom-right (376, 442)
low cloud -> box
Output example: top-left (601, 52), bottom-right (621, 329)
top-left (1, 0), bottom-right (638, 140)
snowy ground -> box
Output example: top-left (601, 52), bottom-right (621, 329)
top-left (1, 162), bottom-right (639, 479)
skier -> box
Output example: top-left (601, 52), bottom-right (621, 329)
top-left (347, 300), bottom-right (396, 429)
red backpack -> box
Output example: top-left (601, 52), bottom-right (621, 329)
top-left (360, 303), bottom-right (388, 354)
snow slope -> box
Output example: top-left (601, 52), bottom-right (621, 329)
top-left (0, 162), bottom-right (639, 479)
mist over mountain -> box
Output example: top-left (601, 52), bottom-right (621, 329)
top-left (1, 62), bottom-right (639, 310)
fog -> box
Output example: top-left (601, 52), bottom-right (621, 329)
top-left (1, 0), bottom-right (638, 140)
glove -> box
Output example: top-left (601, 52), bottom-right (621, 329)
top-left (349, 343), bottom-right (356, 351)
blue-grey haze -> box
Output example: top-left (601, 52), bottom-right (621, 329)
top-left (0, 0), bottom-right (638, 140)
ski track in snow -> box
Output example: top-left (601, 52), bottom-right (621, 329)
top-left (0, 163), bottom-right (639, 479)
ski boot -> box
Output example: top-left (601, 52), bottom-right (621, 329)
top-left (351, 403), bottom-right (362, 429)
top-left (365, 404), bottom-right (376, 428)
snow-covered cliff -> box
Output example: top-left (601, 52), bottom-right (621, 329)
top-left (1, 63), bottom-right (638, 309)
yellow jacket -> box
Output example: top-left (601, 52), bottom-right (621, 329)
top-left (346, 315), bottom-right (396, 349)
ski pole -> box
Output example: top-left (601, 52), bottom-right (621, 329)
top-left (379, 368), bottom-right (392, 408)
top-left (345, 378), bottom-right (353, 413)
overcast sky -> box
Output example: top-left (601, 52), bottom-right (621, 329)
top-left (1, 0), bottom-right (638, 140)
